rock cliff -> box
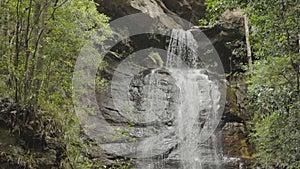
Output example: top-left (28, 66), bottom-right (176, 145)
top-left (94, 1), bottom-right (254, 168)
top-left (95, 0), bottom-right (205, 25)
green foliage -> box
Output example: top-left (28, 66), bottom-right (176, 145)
top-left (244, 2), bottom-right (300, 167)
top-left (0, 0), bottom-right (111, 168)
top-left (203, 0), bottom-right (226, 25)
top-left (246, 1), bottom-right (299, 60)
top-left (248, 57), bottom-right (300, 168)
top-left (204, 0), bottom-right (300, 168)
top-left (202, 0), bottom-right (242, 25)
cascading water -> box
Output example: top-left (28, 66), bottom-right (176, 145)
top-left (73, 13), bottom-right (230, 169)
top-left (140, 69), bottom-right (159, 168)
top-left (166, 29), bottom-right (198, 69)
top-left (139, 29), bottom-right (222, 169)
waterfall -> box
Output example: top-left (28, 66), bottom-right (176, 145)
top-left (140, 69), bottom-right (159, 168)
top-left (139, 29), bottom-right (222, 168)
top-left (166, 29), bottom-right (198, 69)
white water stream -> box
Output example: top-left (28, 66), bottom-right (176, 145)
top-left (140, 29), bottom-right (221, 168)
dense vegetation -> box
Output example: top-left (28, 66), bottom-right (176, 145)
top-left (204, 0), bottom-right (300, 168)
top-left (0, 0), bottom-right (110, 168)
top-left (0, 0), bottom-right (299, 168)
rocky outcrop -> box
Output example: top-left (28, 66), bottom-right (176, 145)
top-left (220, 9), bottom-right (245, 36)
top-left (219, 75), bottom-right (254, 168)
top-left (161, 0), bottom-right (205, 24)
top-left (192, 9), bottom-right (247, 73)
top-left (95, 63), bottom-right (225, 167)
top-left (95, 0), bottom-right (205, 26)
top-left (92, 7), bottom-right (254, 168)
top-left (202, 9), bottom-right (254, 168)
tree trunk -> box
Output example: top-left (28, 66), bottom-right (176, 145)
top-left (244, 14), bottom-right (253, 73)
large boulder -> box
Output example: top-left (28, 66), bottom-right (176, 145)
top-left (191, 9), bottom-right (246, 73)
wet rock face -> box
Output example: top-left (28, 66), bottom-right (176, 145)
top-left (100, 68), bottom-right (180, 135)
top-left (96, 66), bottom-right (224, 168)
top-left (97, 68), bottom-right (179, 150)
top-left (95, 0), bottom-right (205, 25)
top-left (219, 75), bottom-right (255, 169)
top-left (128, 69), bottom-right (180, 124)
top-left (220, 122), bottom-right (253, 169)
